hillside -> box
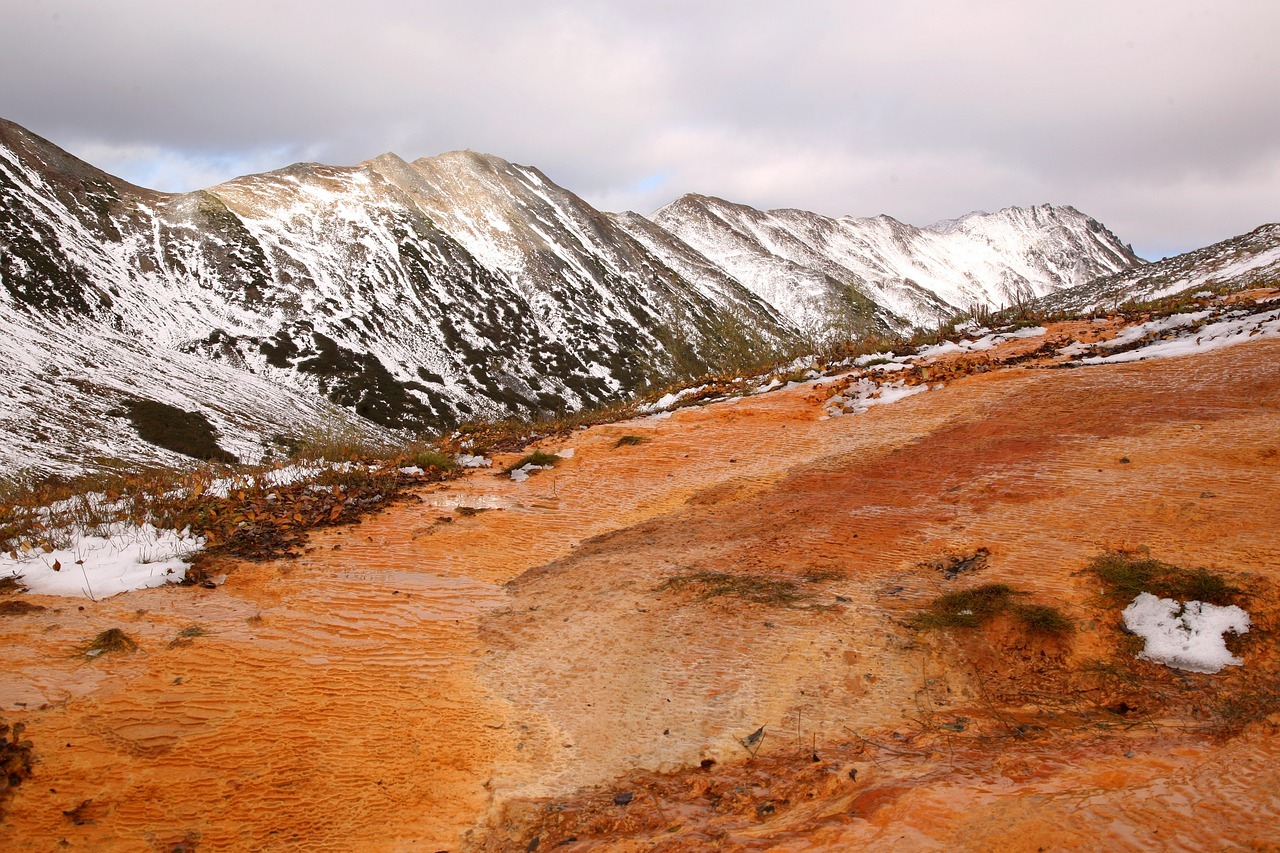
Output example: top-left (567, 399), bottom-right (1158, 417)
top-left (1039, 222), bottom-right (1280, 313)
top-left (0, 286), bottom-right (1277, 849)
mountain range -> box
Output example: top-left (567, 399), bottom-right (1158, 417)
top-left (5, 116), bottom-right (1267, 478)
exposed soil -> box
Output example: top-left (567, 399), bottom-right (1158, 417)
top-left (0, 325), bottom-right (1278, 850)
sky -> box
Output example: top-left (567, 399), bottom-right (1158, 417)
top-left (2, 1), bottom-right (1278, 260)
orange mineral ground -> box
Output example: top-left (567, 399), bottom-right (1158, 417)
top-left (2, 330), bottom-right (1279, 851)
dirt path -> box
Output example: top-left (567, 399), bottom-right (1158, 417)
top-left (1, 336), bottom-right (1278, 850)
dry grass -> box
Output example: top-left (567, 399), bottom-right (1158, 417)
top-left (657, 571), bottom-right (814, 608)
top-left (1, 447), bottom-right (460, 566)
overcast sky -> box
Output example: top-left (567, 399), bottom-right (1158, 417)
top-left (3, 1), bottom-right (1278, 259)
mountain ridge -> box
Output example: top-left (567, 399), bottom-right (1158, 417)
top-left (0, 116), bottom-right (1160, 477)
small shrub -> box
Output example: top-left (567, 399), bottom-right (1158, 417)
top-left (80, 628), bottom-right (138, 658)
top-left (614, 435), bottom-right (647, 448)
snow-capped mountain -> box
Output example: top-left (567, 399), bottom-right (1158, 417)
top-left (0, 118), bottom-right (798, 475)
top-left (648, 194), bottom-right (1141, 333)
top-left (0, 116), bottom-right (1149, 476)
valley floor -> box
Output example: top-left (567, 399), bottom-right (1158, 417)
top-left (2, 317), bottom-right (1279, 851)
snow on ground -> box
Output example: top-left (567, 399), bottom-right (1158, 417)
top-left (201, 461), bottom-right (358, 498)
top-left (2, 523), bottom-right (204, 599)
top-left (1122, 592), bottom-right (1251, 674)
top-left (637, 385), bottom-right (709, 414)
top-left (916, 325), bottom-right (1047, 360)
top-left (823, 378), bottom-right (932, 418)
top-left (509, 464), bottom-right (551, 483)
top-left (1081, 304), bottom-right (1280, 365)
top-left (1, 461), bottom-right (379, 599)
top-left (456, 454), bottom-right (492, 468)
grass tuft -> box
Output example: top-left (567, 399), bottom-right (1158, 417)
top-left (614, 435), bottom-right (647, 448)
top-left (400, 447), bottom-right (456, 471)
top-left (915, 583), bottom-right (1020, 629)
top-left (169, 624), bottom-right (208, 648)
top-left (80, 628), bottom-right (139, 658)
top-left (504, 451), bottom-right (561, 473)
top-left (915, 584), bottom-right (1076, 637)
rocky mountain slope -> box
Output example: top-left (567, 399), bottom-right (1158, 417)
top-left (1038, 222), bottom-right (1280, 314)
top-left (0, 119), bottom-right (793, 476)
top-left (1, 116), bottom-right (1146, 477)
top-left (647, 194), bottom-right (1141, 333)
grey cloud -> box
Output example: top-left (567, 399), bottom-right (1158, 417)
top-left (2, 0), bottom-right (1276, 258)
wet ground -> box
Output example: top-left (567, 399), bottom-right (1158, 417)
top-left (1, 326), bottom-right (1278, 851)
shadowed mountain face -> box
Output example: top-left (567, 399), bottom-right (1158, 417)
top-left (0, 116), bottom-right (1146, 475)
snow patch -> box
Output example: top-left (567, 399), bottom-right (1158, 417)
top-left (1122, 592), bottom-right (1250, 674)
top-left (824, 378), bottom-right (930, 417)
top-left (3, 523), bottom-right (205, 599)
top-left (509, 463), bottom-right (550, 483)
top-left (455, 454), bottom-right (492, 468)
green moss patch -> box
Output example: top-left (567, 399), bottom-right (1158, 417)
top-left (120, 398), bottom-right (238, 464)
top-left (1086, 551), bottom-right (1244, 606)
